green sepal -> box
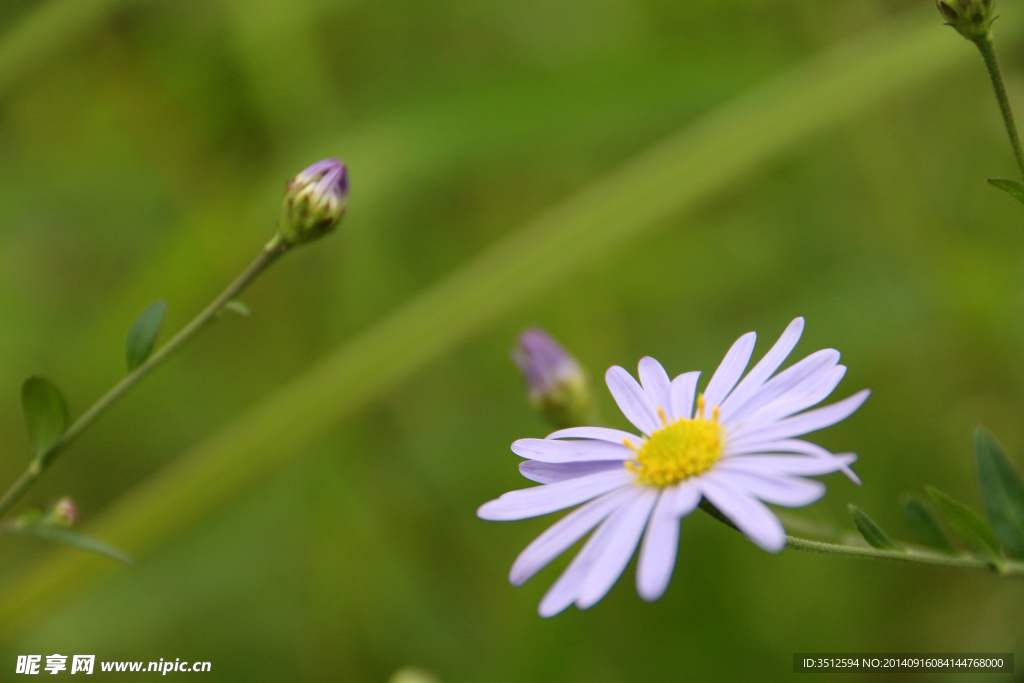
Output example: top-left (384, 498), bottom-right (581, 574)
top-left (974, 426), bottom-right (1024, 558)
top-left (2, 523), bottom-right (132, 564)
top-left (848, 504), bottom-right (904, 551)
top-left (21, 376), bottom-right (67, 457)
top-left (125, 300), bottom-right (166, 372)
top-left (900, 493), bottom-right (955, 553)
top-left (987, 178), bottom-right (1024, 207)
top-left (926, 486), bottom-right (1007, 572)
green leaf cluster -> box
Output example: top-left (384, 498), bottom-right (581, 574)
top-left (850, 426), bottom-right (1024, 573)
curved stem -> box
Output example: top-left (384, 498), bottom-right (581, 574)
top-left (974, 33), bottom-right (1024, 180)
top-left (0, 236), bottom-right (290, 519)
top-left (699, 500), bottom-right (1024, 575)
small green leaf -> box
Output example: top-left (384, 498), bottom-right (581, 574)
top-left (987, 178), bottom-right (1024, 206)
top-left (21, 377), bottom-right (67, 457)
top-left (223, 300), bottom-right (250, 316)
top-left (2, 524), bottom-right (132, 564)
top-left (926, 486), bottom-right (1007, 572)
top-left (125, 300), bottom-right (166, 372)
top-left (974, 426), bottom-right (1024, 558)
top-left (848, 504), bottom-right (903, 551)
top-left (900, 493), bottom-right (955, 553)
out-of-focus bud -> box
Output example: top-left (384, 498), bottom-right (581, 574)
top-left (45, 497), bottom-right (78, 527)
top-left (389, 668), bottom-right (441, 683)
top-left (512, 328), bottom-right (596, 430)
top-left (278, 158), bottom-right (349, 246)
top-left (937, 0), bottom-right (995, 41)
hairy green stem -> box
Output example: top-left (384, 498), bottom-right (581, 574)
top-left (0, 237), bottom-right (289, 520)
top-left (974, 33), bottom-right (1024, 179)
top-left (699, 500), bottom-right (1024, 575)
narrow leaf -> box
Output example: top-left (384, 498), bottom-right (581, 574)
top-left (125, 300), bottom-right (166, 372)
top-left (223, 300), bottom-right (250, 317)
top-left (926, 486), bottom-right (1006, 572)
top-left (900, 493), bottom-right (955, 553)
top-left (974, 426), bottom-right (1024, 558)
top-left (988, 178), bottom-right (1024, 206)
top-left (3, 524), bottom-right (132, 564)
top-left (21, 377), bottom-right (67, 457)
top-left (848, 504), bottom-right (903, 551)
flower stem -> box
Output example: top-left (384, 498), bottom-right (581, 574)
top-left (699, 500), bottom-right (1024, 575)
top-left (973, 33), bottom-right (1024, 180)
top-left (785, 535), bottom-right (1024, 573)
top-left (0, 236), bottom-right (290, 520)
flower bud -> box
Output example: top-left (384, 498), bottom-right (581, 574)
top-left (937, 0), bottom-right (995, 41)
top-left (278, 158), bottom-right (349, 246)
top-left (512, 328), bottom-right (596, 429)
top-left (44, 497), bottom-right (77, 527)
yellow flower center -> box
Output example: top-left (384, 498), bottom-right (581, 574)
top-left (625, 396), bottom-right (724, 487)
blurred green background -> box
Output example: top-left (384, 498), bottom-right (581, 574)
top-left (0, 0), bottom-right (1023, 680)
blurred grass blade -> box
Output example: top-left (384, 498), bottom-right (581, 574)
top-left (926, 486), bottom-right (1007, 572)
top-left (0, 0), bottom-right (146, 97)
top-left (21, 377), bottom-right (67, 457)
top-left (1, 6), bottom-right (1018, 633)
top-left (3, 524), bottom-right (132, 565)
top-left (987, 178), bottom-right (1024, 206)
top-left (900, 492), bottom-right (955, 553)
top-left (848, 504), bottom-right (903, 551)
top-left (125, 300), bottom-right (166, 372)
top-left (974, 426), bottom-right (1024, 558)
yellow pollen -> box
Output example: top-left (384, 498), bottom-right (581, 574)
top-left (625, 394), bottom-right (724, 488)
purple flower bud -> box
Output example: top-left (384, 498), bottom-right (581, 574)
top-left (279, 158), bottom-right (349, 245)
top-left (512, 328), bottom-right (595, 429)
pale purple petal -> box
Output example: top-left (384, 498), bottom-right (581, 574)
top-left (546, 427), bottom-right (643, 449)
top-left (725, 438), bottom-right (860, 484)
top-left (477, 470), bottom-right (633, 521)
top-left (711, 469), bottom-right (825, 507)
top-left (669, 479), bottom-right (704, 516)
top-left (700, 476), bottom-right (787, 552)
top-left (715, 454), bottom-right (856, 478)
top-left (511, 438), bottom-right (633, 463)
top-left (636, 491), bottom-right (681, 601)
top-left (297, 158), bottom-right (342, 180)
top-left (314, 165), bottom-right (344, 201)
top-left (731, 365), bottom-right (847, 435)
top-left (538, 488), bottom-right (643, 617)
top-left (703, 332), bottom-right (757, 408)
top-left (519, 460), bottom-right (625, 484)
top-left (606, 366), bottom-right (661, 435)
top-left (722, 349), bottom-right (839, 428)
top-left (719, 318), bottom-right (804, 422)
top-left (725, 438), bottom-right (838, 458)
top-left (729, 390), bottom-right (870, 448)
top-left (510, 487), bottom-right (635, 586)
top-left (576, 488), bottom-right (658, 609)
top-left (669, 371), bottom-right (701, 421)
top-left (638, 357), bottom-right (672, 413)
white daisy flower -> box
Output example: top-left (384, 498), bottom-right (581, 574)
top-left (478, 317), bottom-right (869, 617)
